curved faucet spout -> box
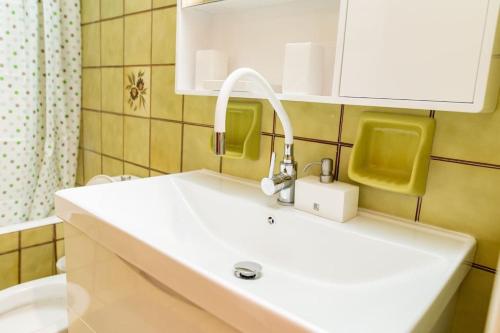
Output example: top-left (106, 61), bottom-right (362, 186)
top-left (214, 68), bottom-right (294, 147)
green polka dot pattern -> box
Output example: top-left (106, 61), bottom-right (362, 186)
top-left (0, 1), bottom-right (81, 225)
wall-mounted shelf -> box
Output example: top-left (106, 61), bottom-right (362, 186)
top-left (176, 0), bottom-right (500, 113)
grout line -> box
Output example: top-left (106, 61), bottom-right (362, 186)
top-left (180, 95), bottom-right (185, 172)
top-left (122, 0), bottom-right (126, 176)
top-left (83, 63), bottom-right (175, 69)
top-left (273, 133), bottom-right (339, 146)
top-left (337, 105), bottom-right (345, 143)
top-left (334, 105), bottom-right (345, 180)
top-left (52, 224), bottom-right (58, 274)
top-left (0, 239), bottom-right (62, 257)
top-left (414, 196), bottom-right (422, 222)
top-left (148, 0), bottom-right (153, 177)
top-left (334, 146), bottom-right (342, 181)
top-left (17, 232), bottom-right (21, 283)
top-left (431, 155), bottom-right (500, 170)
top-left (81, 4), bottom-right (177, 27)
top-left (99, 11), bottom-right (103, 175)
top-left (472, 263), bottom-right (497, 274)
top-left (182, 121), bottom-right (214, 128)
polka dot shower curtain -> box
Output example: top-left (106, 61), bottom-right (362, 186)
top-left (0, 0), bottom-right (81, 225)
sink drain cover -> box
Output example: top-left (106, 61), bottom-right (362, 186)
top-left (234, 261), bottom-right (262, 280)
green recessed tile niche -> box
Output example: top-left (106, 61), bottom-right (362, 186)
top-left (211, 100), bottom-right (262, 160)
top-left (348, 112), bottom-right (435, 196)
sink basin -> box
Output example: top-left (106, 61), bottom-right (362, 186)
top-left (55, 170), bottom-right (475, 333)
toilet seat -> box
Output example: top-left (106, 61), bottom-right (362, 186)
top-left (0, 275), bottom-right (68, 333)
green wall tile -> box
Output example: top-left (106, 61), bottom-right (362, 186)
top-left (451, 268), bottom-right (495, 333)
top-left (420, 160), bottom-right (500, 268)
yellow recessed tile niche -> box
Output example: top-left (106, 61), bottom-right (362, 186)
top-left (348, 112), bottom-right (435, 196)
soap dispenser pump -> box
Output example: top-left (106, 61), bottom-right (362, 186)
top-left (303, 158), bottom-right (334, 183)
top-left (295, 157), bottom-right (359, 223)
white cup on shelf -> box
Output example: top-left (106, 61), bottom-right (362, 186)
top-left (282, 42), bottom-right (324, 95)
top-left (195, 49), bottom-right (228, 90)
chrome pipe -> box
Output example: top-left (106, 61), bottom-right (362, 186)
top-left (214, 132), bottom-right (225, 156)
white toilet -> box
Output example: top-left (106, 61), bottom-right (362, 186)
top-left (0, 175), bottom-right (137, 333)
top-left (0, 274), bottom-right (69, 333)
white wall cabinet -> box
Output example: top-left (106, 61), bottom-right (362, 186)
top-left (176, 0), bottom-right (500, 113)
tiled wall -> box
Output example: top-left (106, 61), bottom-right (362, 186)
top-left (79, 1), bottom-right (499, 332)
top-left (0, 223), bottom-right (64, 289)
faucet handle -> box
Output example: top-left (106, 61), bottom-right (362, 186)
top-left (268, 152), bottom-right (276, 178)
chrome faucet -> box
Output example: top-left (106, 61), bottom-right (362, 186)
top-left (213, 68), bottom-right (297, 205)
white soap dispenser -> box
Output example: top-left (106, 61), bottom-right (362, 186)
top-left (294, 158), bottom-right (359, 222)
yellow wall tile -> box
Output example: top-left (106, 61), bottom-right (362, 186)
top-left (125, 0), bottom-right (152, 14)
top-left (56, 240), bottom-right (65, 260)
top-left (20, 243), bottom-right (55, 283)
top-left (153, 0), bottom-right (176, 8)
top-left (222, 135), bottom-right (272, 181)
top-left (102, 67), bottom-right (124, 114)
top-left (152, 8), bottom-right (176, 64)
top-left (124, 13), bottom-right (151, 65)
top-left (102, 113), bottom-right (123, 159)
top-left (433, 94), bottom-right (500, 165)
top-left (81, 0), bottom-right (100, 23)
top-left (184, 96), bottom-right (216, 125)
top-left (55, 223), bottom-right (64, 239)
top-left (150, 170), bottom-right (166, 176)
top-left (124, 116), bottom-right (150, 166)
top-left (150, 120), bottom-right (182, 173)
top-left (102, 156), bottom-right (124, 176)
top-left (83, 150), bottom-right (102, 184)
top-left (342, 105), bottom-right (429, 144)
top-left (82, 111), bottom-right (101, 152)
top-left (124, 163), bottom-right (150, 177)
top-left (494, 21), bottom-right (500, 55)
top-left (151, 66), bottom-right (182, 121)
top-left (101, 0), bottom-right (123, 19)
top-left (276, 102), bottom-right (340, 141)
top-left (0, 252), bottom-right (19, 290)
top-left (0, 232), bottom-right (18, 253)
top-left (21, 225), bottom-right (54, 247)
top-left (101, 18), bottom-right (123, 66)
top-left (420, 160), bottom-right (500, 268)
top-left (274, 137), bottom-right (337, 179)
top-left (182, 125), bottom-right (220, 172)
top-left (82, 23), bottom-right (100, 67)
top-left (82, 68), bottom-right (101, 110)
top-left (339, 147), bottom-right (419, 219)
top-left (76, 149), bottom-right (84, 185)
top-left (451, 268), bottom-right (495, 333)
top-left (124, 67), bottom-right (151, 117)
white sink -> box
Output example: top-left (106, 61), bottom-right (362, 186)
top-left (55, 170), bottom-right (475, 333)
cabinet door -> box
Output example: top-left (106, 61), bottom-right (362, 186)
top-left (339, 0), bottom-right (489, 103)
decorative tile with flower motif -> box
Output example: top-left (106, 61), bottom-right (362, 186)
top-left (124, 67), bottom-right (151, 117)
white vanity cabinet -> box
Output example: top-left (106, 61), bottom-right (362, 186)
top-left (176, 0), bottom-right (500, 113)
